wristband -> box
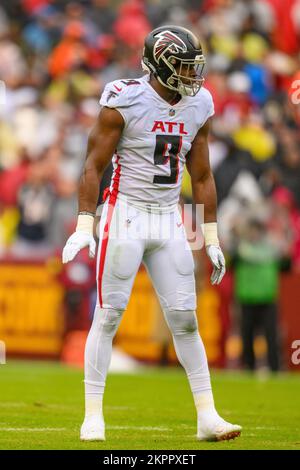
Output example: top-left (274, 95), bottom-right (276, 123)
top-left (201, 222), bottom-right (219, 246)
top-left (79, 211), bottom-right (95, 217)
top-left (76, 214), bottom-right (94, 233)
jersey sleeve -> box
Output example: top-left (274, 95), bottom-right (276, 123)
top-left (202, 87), bottom-right (215, 122)
top-left (99, 79), bottom-right (142, 126)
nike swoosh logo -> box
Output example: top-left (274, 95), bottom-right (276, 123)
top-left (176, 222), bottom-right (183, 227)
top-left (114, 85), bottom-right (122, 92)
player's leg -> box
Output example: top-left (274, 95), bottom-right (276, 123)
top-left (81, 199), bottom-right (144, 440)
top-left (143, 210), bottom-right (241, 441)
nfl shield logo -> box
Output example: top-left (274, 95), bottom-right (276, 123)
top-left (169, 108), bottom-right (175, 116)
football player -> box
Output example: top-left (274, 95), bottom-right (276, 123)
top-left (62, 25), bottom-right (242, 442)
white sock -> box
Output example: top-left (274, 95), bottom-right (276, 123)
top-left (193, 390), bottom-right (219, 422)
top-left (84, 306), bottom-right (123, 420)
top-left (164, 310), bottom-right (212, 385)
top-left (84, 380), bottom-right (104, 419)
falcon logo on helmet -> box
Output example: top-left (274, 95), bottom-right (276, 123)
top-left (153, 30), bottom-right (187, 63)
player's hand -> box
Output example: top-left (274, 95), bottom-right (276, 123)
top-left (206, 245), bottom-right (226, 285)
top-left (62, 231), bottom-right (96, 264)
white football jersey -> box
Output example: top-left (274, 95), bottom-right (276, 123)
top-left (99, 74), bottom-right (214, 208)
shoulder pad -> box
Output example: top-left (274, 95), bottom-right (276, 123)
top-left (194, 86), bottom-right (215, 119)
top-left (100, 78), bottom-right (144, 109)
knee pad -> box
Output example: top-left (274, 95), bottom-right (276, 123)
top-left (163, 309), bottom-right (198, 336)
top-left (92, 307), bottom-right (123, 336)
top-left (104, 290), bottom-right (130, 310)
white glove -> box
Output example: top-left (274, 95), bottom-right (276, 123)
top-left (206, 245), bottom-right (226, 285)
top-left (62, 231), bottom-right (96, 264)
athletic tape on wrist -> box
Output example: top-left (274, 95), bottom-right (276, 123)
top-left (201, 222), bottom-right (219, 246)
top-left (76, 214), bottom-right (94, 233)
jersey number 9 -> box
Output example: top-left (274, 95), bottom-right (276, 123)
top-left (153, 135), bottom-right (182, 185)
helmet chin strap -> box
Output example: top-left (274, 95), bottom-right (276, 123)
top-left (178, 81), bottom-right (199, 97)
top-left (156, 75), bottom-right (180, 96)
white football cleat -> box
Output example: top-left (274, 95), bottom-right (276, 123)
top-left (197, 417), bottom-right (242, 441)
top-left (80, 415), bottom-right (105, 441)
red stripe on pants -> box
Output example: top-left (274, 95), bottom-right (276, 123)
top-left (98, 156), bottom-right (121, 307)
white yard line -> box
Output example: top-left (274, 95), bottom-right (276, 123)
top-left (0, 425), bottom-right (169, 433)
top-left (0, 428), bottom-right (66, 432)
top-left (248, 426), bottom-right (281, 430)
top-left (0, 403), bottom-right (135, 411)
top-left (107, 425), bottom-right (170, 431)
top-left (0, 403), bottom-right (27, 407)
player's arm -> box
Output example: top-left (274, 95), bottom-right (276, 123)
top-left (62, 107), bottom-right (124, 264)
top-left (186, 118), bottom-right (225, 284)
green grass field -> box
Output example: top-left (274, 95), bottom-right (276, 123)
top-left (0, 360), bottom-right (299, 450)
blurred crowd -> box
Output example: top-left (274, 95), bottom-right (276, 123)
top-left (0, 0), bottom-right (300, 273)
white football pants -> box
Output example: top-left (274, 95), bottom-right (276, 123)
top-left (84, 195), bottom-right (211, 398)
